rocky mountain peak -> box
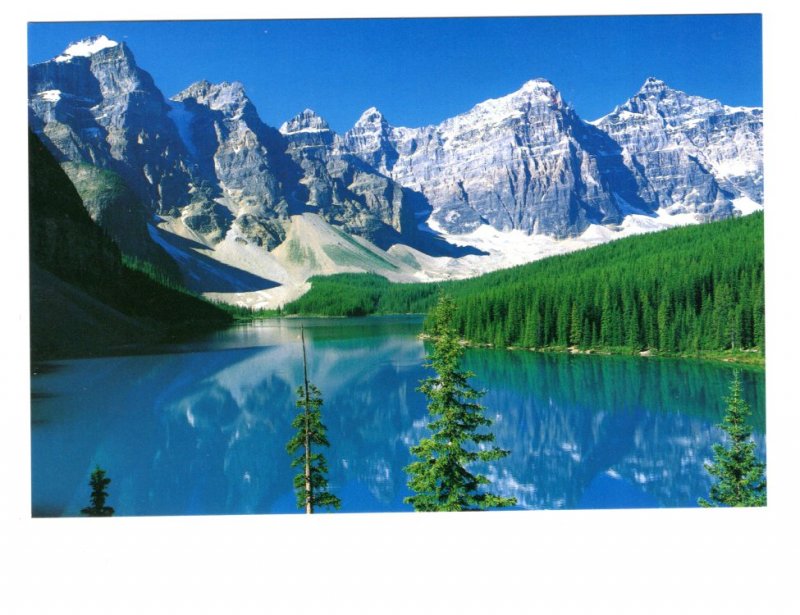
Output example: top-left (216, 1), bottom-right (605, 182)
top-left (518, 77), bottom-right (559, 96)
top-left (638, 76), bottom-right (670, 95)
top-left (173, 79), bottom-right (212, 99)
top-left (341, 106), bottom-right (397, 173)
top-left (174, 80), bottom-right (250, 115)
top-left (591, 75), bottom-right (762, 214)
top-left (279, 109), bottom-right (332, 135)
top-left (502, 78), bottom-right (564, 109)
top-left (355, 106), bottom-right (388, 127)
top-left (619, 78), bottom-right (725, 124)
top-left (459, 78), bottom-right (567, 130)
top-left (347, 106), bottom-right (392, 143)
top-left (30, 34), bottom-right (147, 102)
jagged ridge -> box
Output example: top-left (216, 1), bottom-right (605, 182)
top-left (28, 36), bottom-right (763, 308)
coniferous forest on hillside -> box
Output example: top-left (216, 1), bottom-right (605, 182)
top-left (284, 212), bottom-right (764, 361)
top-left (29, 131), bottom-right (232, 359)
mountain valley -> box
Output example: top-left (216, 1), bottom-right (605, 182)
top-left (28, 35), bottom-right (764, 308)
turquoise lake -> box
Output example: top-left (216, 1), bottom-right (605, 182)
top-left (30, 316), bottom-right (766, 516)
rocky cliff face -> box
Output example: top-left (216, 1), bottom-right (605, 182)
top-left (279, 109), bottom-right (417, 247)
top-left (343, 78), bottom-right (763, 237)
top-left (342, 79), bottom-right (645, 238)
top-left (169, 80), bottom-right (301, 248)
top-left (592, 78), bottom-right (763, 217)
top-left (28, 38), bottom-right (421, 253)
top-left (28, 36), bottom-right (194, 214)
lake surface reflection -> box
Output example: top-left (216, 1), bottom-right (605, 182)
top-left (30, 316), bottom-right (765, 516)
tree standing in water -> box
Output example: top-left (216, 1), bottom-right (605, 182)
top-left (405, 295), bottom-right (517, 511)
top-left (699, 371), bottom-right (766, 507)
top-left (80, 466), bottom-right (115, 517)
top-left (286, 326), bottom-right (341, 514)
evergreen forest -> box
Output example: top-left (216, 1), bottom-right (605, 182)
top-left (284, 212), bottom-right (764, 361)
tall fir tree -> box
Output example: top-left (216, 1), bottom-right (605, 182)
top-left (405, 295), bottom-right (517, 511)
top-left (80, 466), bottom-right (115, 517)
top-left (569, 301), bottom-right (582, 347)
top-left (286, 327), bottom-right (341, 513)
top-left (699, 371), bottom-right (766, 507)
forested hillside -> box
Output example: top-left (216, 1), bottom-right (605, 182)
top-left (29, 131), bottom-right (232, 359)
top-left (284, 212), bottom-right (764, 359)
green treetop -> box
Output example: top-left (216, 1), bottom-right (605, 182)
top-left (405, 295), bottom-right (517, 511)
top-left (80, 466), bottom-right (115, 517)
top-left (699, 372), bottom-right (766, 507)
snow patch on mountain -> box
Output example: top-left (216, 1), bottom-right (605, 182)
top-left (279, 109), bottom-right (332, 135)
top-left (411, 205), bottom-right (747, 281)
top-left (55, 35), bottom-right (119, 62)
top-left (732, 197), bottom-right (763, 215)
top-left (36, 90), bottom-right (62, 102)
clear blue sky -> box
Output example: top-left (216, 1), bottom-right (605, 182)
top-left (28, 15), bottom-right (762, 133)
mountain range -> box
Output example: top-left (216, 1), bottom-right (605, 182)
top-left (28, 35), bottom-right (763, 308)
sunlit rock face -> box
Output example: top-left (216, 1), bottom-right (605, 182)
top-left (29, 38), bottom-right (763, 262)
top-left (170, 80), bottom-right (299, 247)
top-left (344, 79), bottom-right (640, 238)
top-left (344, 77), bottom-right (763, 237)
top-left (28, 37), bottom-right (195, 213)
top-left (280, 109), bottom-right (418, 246)
top-left (593, 78), bottom-right (763, 217)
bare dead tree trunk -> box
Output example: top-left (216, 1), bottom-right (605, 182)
top-left (301, 326), bottom-right (313, 514)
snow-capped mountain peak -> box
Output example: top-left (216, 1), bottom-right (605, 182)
top-left (174, 80), bottom-right (250, 114)
top-left (518, 77), bottom-right (560, 97)
top-left (638, 76), bottom-right (669, 93)
top-left (354, 106), bottom-right (388, 127)
top-left (603, 78), bottom-right (728, 129)
top-left (341, 106), bottom-right (397, 172)
top-left (469, 78), bottom-right (564, 117)
top-left (54, 35), bottom-right (119, 63)
top-left (593, 77), bottom-right (763, 211)
top-left (279, 109), bottom-right (332, 135)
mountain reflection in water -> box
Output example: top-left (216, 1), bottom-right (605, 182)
top-left (31, 317), bottom-right (765, 516)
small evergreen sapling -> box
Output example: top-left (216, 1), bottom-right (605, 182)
top-left (405, 294), bottom-right (517, 511)
top-left (699, 372), bottom-right (766, 507)
top-left (286, 327), bottom-right (341, 514)
top-left (80, 466), bottom-right (115, 517)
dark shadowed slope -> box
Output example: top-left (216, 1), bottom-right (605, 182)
top-left (29, 130), bottom-right (232, 360)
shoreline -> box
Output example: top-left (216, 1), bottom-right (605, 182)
top-left (32, 313), bottom-right (765, 369)
top-left (418, 332), bottom-right (765, 369)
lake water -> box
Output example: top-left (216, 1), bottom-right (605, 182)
top-left (30, 316), bottom-right (766, 516)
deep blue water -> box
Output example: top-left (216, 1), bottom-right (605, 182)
top-left (30, 316), bottom-right (765, 516)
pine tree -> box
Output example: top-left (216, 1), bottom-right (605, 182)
top-left (80, 466), bottom-right (115, 517)
top-left (699, 372), bottom-right (766, 507)
top-left (569, 301), bottom-right (582, 347)
top-left (506, 292), bottom-right (524, 346)
top-left (405, 295), bottom-right (517, 511)
top-left (286, 327), bottom-right (341, 513)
